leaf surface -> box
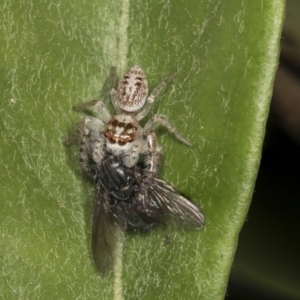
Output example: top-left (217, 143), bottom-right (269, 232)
top-left (0, 0), bottom-right (284, 299)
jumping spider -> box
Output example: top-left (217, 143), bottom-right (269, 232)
top-left (67, 65), bottom-right (204, 274)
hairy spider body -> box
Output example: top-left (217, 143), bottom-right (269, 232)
top-left (67, 65), bottom-right (204, 274)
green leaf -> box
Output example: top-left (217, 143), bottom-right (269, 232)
top-left (0, 0), bottom-right (284, 299)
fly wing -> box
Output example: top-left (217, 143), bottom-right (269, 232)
top-left (92, 187), bottom-right (124, 275)
top-left (147, 177), bottom-right (205, 229)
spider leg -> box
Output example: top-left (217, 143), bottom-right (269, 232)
top-left (143, 132), bottom-right (163, 181)
top-left (136, 70), bottom-right (178, 121)
top-left (72, 100), bottom-right (111, 123)
top-left (67, 116), bottom-right (106, 178)
top-left (144, 114), bottom-right (192, 147)
top-left (109, 66), bottom-right (121, 113)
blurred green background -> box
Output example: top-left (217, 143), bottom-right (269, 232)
top-left (227, 0), bottom-right (300, 299)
